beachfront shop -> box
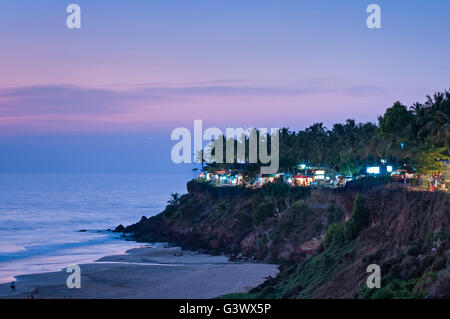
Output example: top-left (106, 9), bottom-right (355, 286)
top-left (255, 174), bottom-right (281, 186)
top-left (199, 170), bottom-right (244, 186)
top-left (308, 166), bottom-right (336, 185)
top-left (294, 174), bottom-right (313, 186)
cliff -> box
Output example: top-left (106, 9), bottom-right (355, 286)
top-left (118, 179), bottom-right (449, 299)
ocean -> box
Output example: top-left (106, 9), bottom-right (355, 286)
top-left (0, 173), bottom-right (191, 283)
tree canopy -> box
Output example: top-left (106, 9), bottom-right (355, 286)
top-left (202, 90), bottom-right (450, 175)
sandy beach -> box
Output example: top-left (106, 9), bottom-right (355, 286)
top-left (0, 246), bottom-right (278, 299)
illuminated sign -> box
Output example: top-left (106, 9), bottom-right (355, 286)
top-left (366, 167), bottom-right (380, 174)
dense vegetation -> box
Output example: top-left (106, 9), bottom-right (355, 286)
top-left (218, 191), bottom-right (449, 299)
top-left (204, 91), bottom-right (450, 176)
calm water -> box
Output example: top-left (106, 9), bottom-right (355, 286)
top-left (0, 173), bottom-right (191, 282)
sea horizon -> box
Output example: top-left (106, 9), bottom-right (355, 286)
top-left (0, 172), bottom-right (192, 283)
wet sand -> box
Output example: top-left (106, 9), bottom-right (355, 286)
top-left (0, 247), bottom-right (278, 299)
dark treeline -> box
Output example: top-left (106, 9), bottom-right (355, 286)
top-left (278, 90), bottom-right (449, 175)
top-left (205, 90), bottom-right (449, 176)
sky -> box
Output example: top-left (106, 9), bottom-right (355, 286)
top-left (0, 0), bottom-right (449, 173)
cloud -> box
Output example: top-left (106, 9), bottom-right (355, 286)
top-left (0, 82), bottom-right (388, 135)
top-left (0, 85), bottom-right (141, 116)
top-left (132, 81), bottom-right (386, 97)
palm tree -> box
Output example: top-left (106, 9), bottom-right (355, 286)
top-left (194, 150), bottom-right (206, 171)
top-left (417, 92), bottom-right (450, 156)
top-left (167, 193), bottom-right (181, 206)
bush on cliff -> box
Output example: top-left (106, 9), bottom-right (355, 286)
top-left (251, 181), bottom-right (309, 224)
top-left (323, 194), bottom-right (370, 248)
top-left (326, 204), bottom-right (344, 224)
top-left (358, 273), bottom-right (428, 299)
top-left (344, 194), bottom-right (370, 240)
top-left (229, 241), bottom-right (357, 299)
top-left (323, 224), bottom-right (346, 248)
top-left (262, 181), bottom-right (290, 198)
top-left (252, 195), bottom-right (274, 224)
top-left (292, 199), bottom-right (306, 210)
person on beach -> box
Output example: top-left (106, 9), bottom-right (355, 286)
top-left (10, 281), bottom-right (15, 291)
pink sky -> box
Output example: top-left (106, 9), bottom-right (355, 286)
top-left (1, 0), bottom-right (449, 135)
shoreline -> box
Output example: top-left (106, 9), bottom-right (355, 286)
top-left (0, 246), bottom-right (278, 299)
top-left (0, 230), bottom-right (146, 284)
